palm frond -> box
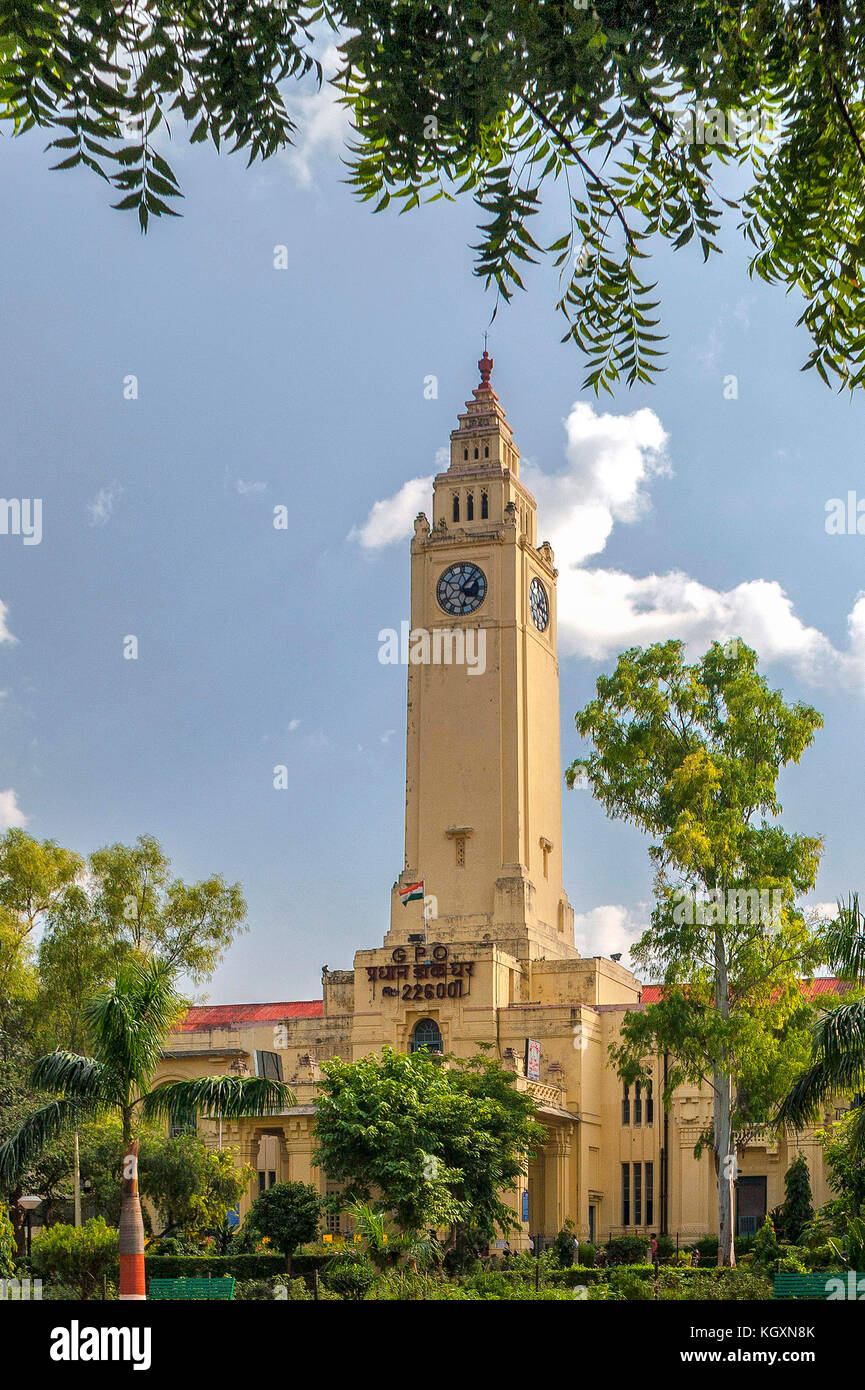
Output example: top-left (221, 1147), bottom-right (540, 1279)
top-left (777, 999), bottom-right (865, 1126)
top-left (31, 1051), bottom-right (115, 1101)
top-left (0, 1095), bottom-right (104, 1187)
top-left (140, 1075), bottom-right (296, 1123)
top-left (823, 893), bottom-right (865, 983)
top-left (83, 956), bottom-right (186, 1091)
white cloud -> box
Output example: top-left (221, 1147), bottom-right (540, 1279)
top-left (351, 398), bottom-right (865, 693)
top-left (0, 789), bottom-right (27, 830)
top-left (88, 480), bottom-right (122, 527)
top-left (0, 600), bottom-right (15, 644)
top-left (237, 479), bottom-right (267, 495)
top-left (349, 474), bottom-right (434, 549)
top-left (573, 904), bottom-right (648, 970)
top-left (281, 45), bottom-right (351, 188)
top-left (522, 401), bottom-right (670, 566)
top-left (288, 718), bottom-right (301, 731)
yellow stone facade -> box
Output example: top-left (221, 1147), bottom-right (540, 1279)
top-left (155, 355), bottom-right (834, 1246)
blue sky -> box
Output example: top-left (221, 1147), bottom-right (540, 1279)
top-left (2, 68), bottom-right (864, 1003)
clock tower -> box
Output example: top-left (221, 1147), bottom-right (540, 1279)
top-left (387, 351), bottom-right (577, 961)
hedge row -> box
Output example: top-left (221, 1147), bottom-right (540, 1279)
top-left (144, 1254), bottom-right (327, 1280)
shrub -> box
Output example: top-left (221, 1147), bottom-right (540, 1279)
top-left (553, 1220), bottom-right (576, 1267)
top-left (577, 1242), bottom-right (596, 1266)
top-left (753, 1215), bottom-right (781, 1269)
top-left (144, 1252), bottom-right (325, 1280)
top-left (31, 1218), bottom-right (118, 1299)
top-left (656, 1235), bottom-right (675, 1261)
top-left (780, 1154), bottom-right (814, 1245)
top-left (321, 1253), bottom-right (376, 1301)
top-left (0, 1203), bottom-right (15, 1277)
top-left (605, 1235), bottom-right (650, 1265)
top-left (609, 1272), bottom-right (653, 1300)
top-left (234, 1278), bottom-right (279, 1300)
top-left (695, 1235), bottom-right (719, 1259)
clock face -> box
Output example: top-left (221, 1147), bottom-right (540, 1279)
top-left (530, 577), bottom-right (549, 631)
top-left (436, 562), bottom-right (487, 616)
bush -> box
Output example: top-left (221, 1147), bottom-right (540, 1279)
top-left (608, 1268), bottom-right (654, 1300)
top-left (577, 1242), bottom-right (596, 1266)
top-left (0, 1203), bottom-right (15, 1277)
top-left (144, 1252), bottom-right (326, 1281)
top-left (553, 1221), bottom-right (576, 1266)
top-left (656, 1235), bottom-right (675, 1261)
top-left (605, 1235), bottom-right (650, 1265)
top-left (234, 1278), bottom-right (280, 1300)
top-left (753, 1215), bottom-right (781, 1269)
top-left (32, 1218), bottom-right (118, 1299)
top-left (695, 1235), bottom-right (719, 1259)
top-left (321, 1253), bottom-right (376, 1301)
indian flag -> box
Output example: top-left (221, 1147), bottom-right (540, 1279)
top-left (399, 880), bottom-right (424, 907)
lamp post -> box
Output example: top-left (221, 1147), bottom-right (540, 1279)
top-left (19, 1196), bottom-right (42, 1259)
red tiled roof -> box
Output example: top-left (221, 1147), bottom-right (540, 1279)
top-left (640, 977), bottom-right (849, 1005)
top-left (176, 1000), bottom-right (323, 1032)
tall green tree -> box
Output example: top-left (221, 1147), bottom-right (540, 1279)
top-left (779, 894), bottom-right (865, 1146)
top-left (0, 957), bottom-right (294, 1299)
top-left (313, 1047), bottom-right (544, 1244)
top-left (570, 638), bottom-right (823, 1266)
top-left (143, 1133), bottom-right (252, 1239)
top-left (0, 830), bottom-right (83, 1030)
top-left (5, 4), bottom-right (865, 390)
top-left (88, 834), bottom-right (247, 985)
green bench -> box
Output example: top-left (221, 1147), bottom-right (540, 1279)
top-left (148, 1277), bottom-right (235, 1301)
top-left (773, 1272), bottom-right (860, 1300)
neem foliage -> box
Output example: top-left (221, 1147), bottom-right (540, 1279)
top-left (5, 4), bottom-right (865, 390)
top-left (313, 1047), bottom-right (544, 1239)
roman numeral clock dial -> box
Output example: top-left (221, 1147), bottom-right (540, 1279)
top-left (436, 562), bottom-right (487, 616)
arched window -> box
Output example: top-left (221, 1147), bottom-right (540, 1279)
top-left (481, 492), bottom-right (489, 519)
top-left (411, 1018), bottom-right (443, 1054)
top-left (474, 447), bottom-right (479, 459)
top-left (463, 447), bottom-right (468, 460)
top-left (452, 494), bottom-right (460, 523)
top-left (484, 445), bottom-right (489, 458)
top-left (467, 493), bottom-right (474, 521)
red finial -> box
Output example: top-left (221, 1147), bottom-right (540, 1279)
top-left (478, 348), bottom-right (493, 390)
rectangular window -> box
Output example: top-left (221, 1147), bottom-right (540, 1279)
top-left (254, 1050), bottom-right (284, 1082)
top-left (646, 1080), bottom-right (654, 1125)
top-left (169, 1102), bottom-right (196, 1138)
top-left (634, 1081), bottom-right (642, 1126)
top-left (633, 1163), bottom-right (642, 1226)
top-left (267, 1171), bottom-right (276, 1189)
top-left (645, 1162), bottom-right (654, 1227)
top-left (622, 1086), bottom-right (630, 1125)
top-left (621, 1163), bottom-right (630, 1226)
top-left (257, 1171), bottom-right (266, 1194)
top-left (325, 1180), bottom-right (343, 1234)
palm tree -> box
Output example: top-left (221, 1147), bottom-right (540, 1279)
top-left (777, 893), bottom-right (865, 1147)
top-left (0, 957), bottom-right (295, 1299)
